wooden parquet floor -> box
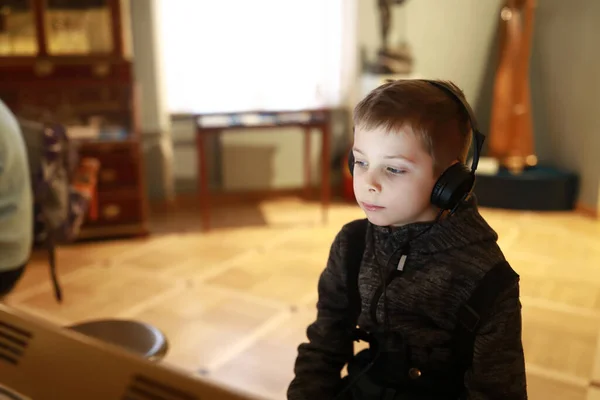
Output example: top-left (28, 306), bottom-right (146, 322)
top-left (4, 197), bottom-right (600, 399)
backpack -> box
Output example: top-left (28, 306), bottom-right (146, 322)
top-left (19, 119), bottom-right (98, 303)
top-left (342, 218), bottom-right (518, 397)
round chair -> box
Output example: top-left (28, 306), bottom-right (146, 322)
top-left (67, 319), bottom-right (169, 361)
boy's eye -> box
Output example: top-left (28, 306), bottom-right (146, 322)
top-left (354, 160), bottom-right (367, 168)
top-left (387, 167), bottom-right (406, 175)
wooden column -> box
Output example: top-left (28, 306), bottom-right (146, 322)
top-left (488, 0), bottom-right (538, 174)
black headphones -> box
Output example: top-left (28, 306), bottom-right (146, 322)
top-left (347, 79), bottom-right (485, 214)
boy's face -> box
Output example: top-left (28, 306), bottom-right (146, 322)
top-left (352, 125), bottom-right (440, 227)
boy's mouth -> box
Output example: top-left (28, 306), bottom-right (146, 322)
top-left (361, 202), bottom-right (385, 211)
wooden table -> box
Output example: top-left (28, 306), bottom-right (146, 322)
top-left (195, 109), bottom-right (332, 231)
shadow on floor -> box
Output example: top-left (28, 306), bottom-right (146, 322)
top-left (149, 202), bottom-right (269, 234)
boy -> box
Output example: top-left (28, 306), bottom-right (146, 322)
top-left (0, 99), bottom-right (32, 297)
top-left (287, 79), bottom-right (527, 399)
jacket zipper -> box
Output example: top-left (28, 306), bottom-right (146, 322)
top-left (369, 286), bottom-right (384, 324)
top-left (368, 236), bottom-right (411, 325)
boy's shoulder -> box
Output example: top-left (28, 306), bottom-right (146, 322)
top-left (330, 218), bottom-right (368, 243)
top-left (333, 218), bottom-right (370, 252)
top-left (440, 238), bottom-right (519, 304)
top-left (339, 218), bottom-right (369, 234)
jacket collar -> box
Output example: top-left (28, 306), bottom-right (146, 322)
top-left (368, 195), bottom-right (498, 258)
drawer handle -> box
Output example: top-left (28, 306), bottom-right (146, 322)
top-left (34, 60), bottom-right (54, 77)
top-left (102, 204), bottom-right (121, 220)
top-left (92, 62), bottom-right (111, 78)
top-left (100, 169), bottom-right (117, 183)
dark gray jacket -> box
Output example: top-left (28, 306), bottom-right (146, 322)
top-left (287, 198), bottom-right (527, 399)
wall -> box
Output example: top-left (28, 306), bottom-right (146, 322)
top-left (129, 0), bottom-right (175, 201)
top-left (529, 0), bottom-right (600, 210)
top-left (357, 0), bottom-right (502, 117)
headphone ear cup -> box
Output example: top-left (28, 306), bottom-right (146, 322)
top-left (431, 163), bottom-right (475, 211)
top-left (347, 150), bottom-right (355, 176)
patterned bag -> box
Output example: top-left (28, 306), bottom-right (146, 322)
top-left (19, 119), bottom-right (99, 302)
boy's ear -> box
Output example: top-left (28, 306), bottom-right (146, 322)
top-left (447, 159), bottom-right (462, 170)
top-left (441, 159), bottom-right (461, 167)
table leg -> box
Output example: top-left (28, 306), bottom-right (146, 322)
top-left (196, 128), bottom-right (210, 231)
top-left (304, 127), bottom-right (312, 199)
top-left (321, 122), bottom-right (331, 224)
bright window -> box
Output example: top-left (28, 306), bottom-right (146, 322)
top-left (157, 0), bottom-right (347, 114)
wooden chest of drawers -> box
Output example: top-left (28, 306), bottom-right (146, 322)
top-left (0, 56), bottom-right (149, 240)
top-left (77, 140), bottom-right (149, 240)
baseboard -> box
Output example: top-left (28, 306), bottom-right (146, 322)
top-left (78, 222), bottom-right (150, 241)
top-left (575, 202), bottom-right (599, 219)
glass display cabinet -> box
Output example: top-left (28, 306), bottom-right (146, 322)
top-left (0, 0), bottom-right (149, 240)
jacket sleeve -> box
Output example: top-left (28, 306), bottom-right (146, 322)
top-left (463, 280), bottom-right (528, 399)
top-left (287, 228), bottom-right (355, 400)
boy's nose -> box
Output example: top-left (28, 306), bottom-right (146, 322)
top-left (365, 172), bottom-right (382, 193)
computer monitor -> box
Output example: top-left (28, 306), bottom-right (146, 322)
top-left (0, 304), bottom-right (265, 400)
